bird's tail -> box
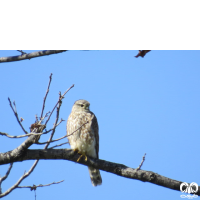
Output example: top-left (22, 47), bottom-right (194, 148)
top-left (88, 166), bottom-right (102, 186)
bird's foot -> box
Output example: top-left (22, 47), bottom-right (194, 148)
top-left (73, 148), bottom-right (78, 152)
top-left (77, 152), bottom-right (87, 162)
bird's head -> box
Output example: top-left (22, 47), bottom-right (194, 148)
top-left (72, 99), bottom-right (90, 112)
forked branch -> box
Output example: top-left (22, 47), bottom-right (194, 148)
top-left (0, 75), bottom-right (74, 198)
top-left (17, 180), bottom-right (64, 190)
top-left (8, 98), bottom-right (28, 134)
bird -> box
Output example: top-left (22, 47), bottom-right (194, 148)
top-left (67, 99), bottom-right (102, 186)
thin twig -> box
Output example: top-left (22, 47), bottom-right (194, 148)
top-left (67, 121), bottom-right (89, 137)
top-left (50, 142), bottom-right (69, 149)
top-left (38, 121), bottom-right (88, 145)
top-left (17, 50), bottom-right (27, 55)
top-left (0, 163), bottom-right (13, 194)
top-left (0, 160), bottom-right (39, 198)
top-left (0, 115), bottom-right (63, 196)
top-left (0, 117), bottom-right (49, 197)
top-left (0, 131), bottom-right (44, 139)
top-left (38, 112), bottom-right (50, 124)
top-left (17, 180), bottom-right (64, 190)
top-left (2, 91), bottom-right (65, 197)
top-left (0, 119), bottom-right (64, 139)
top-left (44, 92), bottom-right (62, 149)
top-left (43, 121), bottom-right (88, 146)
top-left (45, 84), bottom-right (74, 125)
top-left (0, 163), bottom-right (13, 182)
top-left (38, 128), bottom-right (54, 136)
top-left (40, 73), bottom-right (53, 119)
top-left (42, 118), bottom-right (64, 134)
top-left (136, 153), bottom-right (146, 170)
top-left (37, 133), bottom-right (67, 145)
top-left (0, 82), bottom-right (73, 198)
top-left (37, 121), bottom-right (88, 146)
top-left (8, 98), bottom-right (28, 134)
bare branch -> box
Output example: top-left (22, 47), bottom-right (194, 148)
top-left (17, 180), bottom-right (64, 190)
top-left (0, 116), bottom-right (63, 197)
top-left (40, 73), bottom-right (53, 119)
top-left (67, 121), bottom-right (89, 138)
top-left (0, 163), bottom-right (13, 182)
top-left (36, 120), bottom-right (88, 145)
top-left (36, 120), bottom-right (65, 145)
top-left (0, 160), bottom-right (39, 198)
top-left (1, 99), bottom-right (65, 197)
top-left (0, 79), bottom-right (74, 197)
top-left (0, 119), bottom-right (46, 167)
top-left (17, 50), bottom-right (27, 55)
top-left (0, 89), bottom-right (67, 197)
top-left (0, 131), bottom-right (43, 139)
top-left (0, 116), bottom-right (60, 197)
top-left (36, 120), bottom-right (88, 146)
top-left (53, 114), bottom-right (65, 129)
top-left (0, 50), bottom-right (67, 63)
top-left (44, 92), bottom-right (62, 149)
top-left (136, 153), bottom-right (146, 170)
top-left (1, 148), bottom-right (199, 196)
top-left (8, 98), bottom-right (28, 134)
top-left (37, 135), bottom-right (67, 145)
top-left (45, 84), bottom-right (74, 125)
top-left (0, 100), bottom-right (63, 139)
top-left (50, 142), bottom-right (69, 149)
top-left (0, 163), bottom-right (13, 194)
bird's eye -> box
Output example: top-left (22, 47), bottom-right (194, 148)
top-left (80, 104), bottom-right (84, 107)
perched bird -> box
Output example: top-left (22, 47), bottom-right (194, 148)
top-left (67, 99), bottom-right (102, 186)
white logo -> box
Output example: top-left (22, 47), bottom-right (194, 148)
top-left (180, 182), bottom-right (198, 199)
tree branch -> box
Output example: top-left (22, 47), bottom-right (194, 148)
top-left (17, 180), bottom-right (64, 190)
top-left (0, 50), bottom-right (67, 63)
top-left (0, 160), bottom-right (39, 197)
top-left (0, 75), bottom-right (75, 197)
top-left (36, 134), bottom-right (67, 145)
top-left (0, 131), bottom-right (43, 139)
top-left (8, 98), bottom-right (28, 134)
top-left (0, 163), bottom-right (13, 194)
top-left (49, 142), bottom-right (69, 149)
top-left (0, 118), bottom-right (65, 139)
top-left (0, 148), bottom-right (199, 196)
top-left (45, 84), bottom-right (74, 125)
top-left (136, 153), bottom-right (146, 170)
top-left (0, 117), bottom-right (63, 197)
top-left (40, 73), bottom-right (53, 119)
top-left (17, 50), bottom-right (27, 55)
top-left (35, 120), bottom-right (88, 145)
top-left (44, 92), bottom-right (62, 149)
top-left (0, 120), bottom-right (46, 165)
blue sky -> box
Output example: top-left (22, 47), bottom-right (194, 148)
top-left (0, 50), bottom-right (200, 200)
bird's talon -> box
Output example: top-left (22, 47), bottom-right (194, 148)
top-left (77, 154), bottom-right (83, 162)
top-left (76, 153), bottom-right (87, 162)
top-left (73, 148), bottom-right (78, 152)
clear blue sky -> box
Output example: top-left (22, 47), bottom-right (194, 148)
top-left (0, 50), bottom-right (200, 200)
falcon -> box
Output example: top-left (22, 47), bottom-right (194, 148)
top-left (67, 99), bottom-right (102, 186)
